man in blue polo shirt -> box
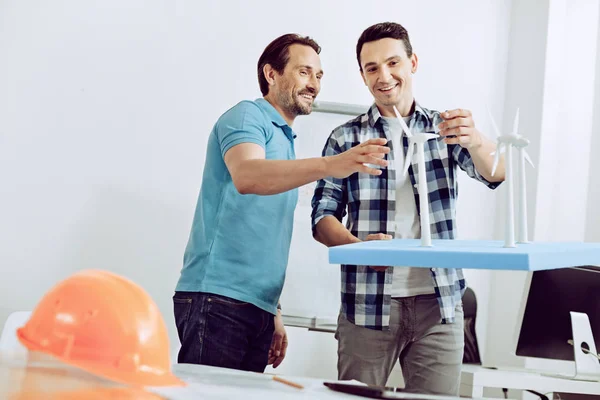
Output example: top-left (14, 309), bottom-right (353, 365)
top-left (173, 33), bottom-right (390, 373)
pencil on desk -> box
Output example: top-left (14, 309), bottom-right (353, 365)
top-left (272, 375), bottom-right (304, 389)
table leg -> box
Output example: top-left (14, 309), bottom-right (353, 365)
top-left (460, 383), bottom-right (484, 398)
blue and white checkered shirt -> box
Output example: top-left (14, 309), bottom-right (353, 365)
top-left (311, 101), bottom-right (500, 330)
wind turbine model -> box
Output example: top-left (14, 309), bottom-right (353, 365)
top-left (488, 108), bottom-right (534, 247)
top-left (514, 129), bottom-right (534, 243)
top-left (393, 106), bottom-right (438, 247)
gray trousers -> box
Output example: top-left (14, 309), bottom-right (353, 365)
top-left (335, 294), bottom-right (464, 395)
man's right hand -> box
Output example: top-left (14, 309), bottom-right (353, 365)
top-left (365, 233), bottom-right (392, 272)
top-left (325, 138), bottom-right (390, 178)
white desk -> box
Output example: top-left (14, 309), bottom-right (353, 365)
top-left (153, 363), bottom-right (501, 399)
top-left (0, 355), bottom-right (501, 399)
top-left (460, 364), bottom-right (600, 398)
top-left (282, 314), bottom-right (337, 333)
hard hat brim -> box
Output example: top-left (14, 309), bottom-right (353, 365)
top-left (9, 386), bottom-right (166, 400)
top-left (17, 330), bottom-right (186, 388)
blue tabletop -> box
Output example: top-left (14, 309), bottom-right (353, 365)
top-left (328, 240), bottom-right (600, 271)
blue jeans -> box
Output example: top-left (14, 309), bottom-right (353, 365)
top-left (173, 291), bottom-right (275, 372)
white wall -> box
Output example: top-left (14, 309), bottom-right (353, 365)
top-left (485, 0), bottom-right (600, 374)
top-left (1, 0), bottom-right (512, 380)
top-left (526, 0), bottom-right (600, 375)
top-left (485, 0), bottom-right (552, 370)
top-left (586, 2), bottom-right (600, 244)
top-left (534, 0), bottom-right (599, 243)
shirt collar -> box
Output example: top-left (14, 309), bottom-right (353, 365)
top-left (255, 98), bottom-right (289, 127)
top-left (255, 98), bottom-right (296, 139)
top-left (367, 99), bottom-right (432, 129)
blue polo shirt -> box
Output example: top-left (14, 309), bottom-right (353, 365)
top-left (175, 98), bottom-right (298, 315)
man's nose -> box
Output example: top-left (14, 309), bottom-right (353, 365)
top-left (306, 79), bottom-right (319, 95)
top-left (377, 66), bottom-right (392, 83)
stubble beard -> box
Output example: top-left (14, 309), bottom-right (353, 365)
top-left (278, 89), bottom-right (312, 117)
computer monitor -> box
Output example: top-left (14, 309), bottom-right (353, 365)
top-left (514, 266), bottom-right (600, 364)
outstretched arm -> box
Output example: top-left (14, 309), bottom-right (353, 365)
top-left (437, 108), bottom-right (505, 182)
top-left (224, 139), bottom-right (389, 196)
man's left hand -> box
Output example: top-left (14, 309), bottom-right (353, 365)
top-left (438, 109), bottom-right (483, 150)
top-left (268, 310), bottom-right (288, 368)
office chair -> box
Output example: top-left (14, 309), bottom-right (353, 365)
top-left (462, 287), bottom-right (481, 364)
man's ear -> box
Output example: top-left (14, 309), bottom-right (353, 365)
top-left (411, 53), bottom-right (419, 74)
top-left (263, 64), bottom-right (277, 87)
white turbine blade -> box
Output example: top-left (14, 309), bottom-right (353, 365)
top-left (486, 105), bottom-right (502, 139)
top-left (491, 144), bottom-right (502, 177)
top-left (490, 144), bottom-right (507, 157)
top-left (512, 108), bottom-right (520, 135)
top-left (523, 150), bottom-right (534, 168)
top-left (393, 106), bottom-right (413, 138)
top-left (403, 142), bottom-right (414, 177)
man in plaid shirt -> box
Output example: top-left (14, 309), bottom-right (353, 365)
top-left (311, 22), bottom-right (505, 395)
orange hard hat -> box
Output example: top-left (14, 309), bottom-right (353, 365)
top-left (16, 270), bottom-right (185, 387)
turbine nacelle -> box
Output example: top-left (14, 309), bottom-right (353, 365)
top-left (513, 135), bottom-right (531, 148)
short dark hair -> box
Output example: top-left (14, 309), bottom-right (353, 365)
top-left (356, 22), bottom-right (413, 70)
top-left (257, 34), bottom-right (321, 96)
